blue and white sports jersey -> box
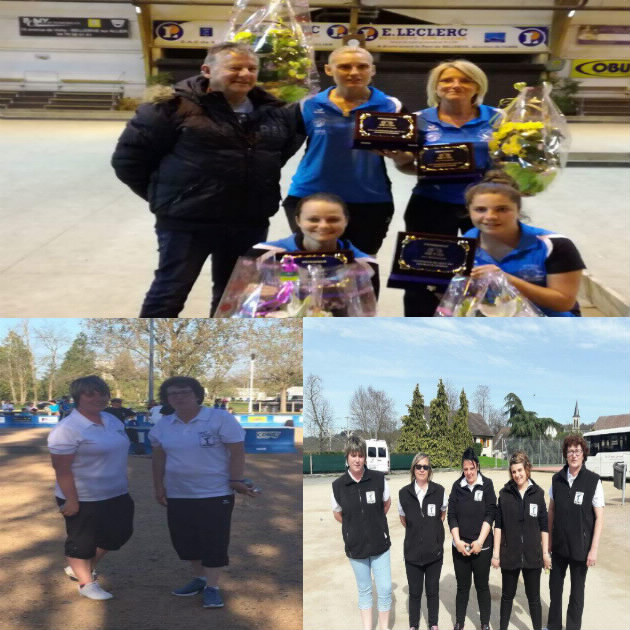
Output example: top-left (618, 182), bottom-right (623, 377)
top-left (254, 233), bottom-right (376, 264)
top-left (288, 87), bottom-right (403, 203)
top-left (413, 104), bottom-right (499, 205)
top-left (464, 222), bottom-right (586, 317)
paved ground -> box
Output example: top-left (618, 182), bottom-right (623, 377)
top-left (304, 468), bottom-right (630, 630)
top-left (0, 428), bottom-right (302, 630)
top-left (0, 119), bottom-right (627, 317)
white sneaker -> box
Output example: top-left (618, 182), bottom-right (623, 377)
top-left (78, 582), bottom-right (113, 600)
top-left (65, 566), bottom-right (97, 581)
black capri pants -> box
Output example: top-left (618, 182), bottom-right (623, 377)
top-left (167, 495), bottom-right (235, 568)
top-left (57, 493), bottom-right (134, 559)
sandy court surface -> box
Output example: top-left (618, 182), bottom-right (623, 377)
top-left (304, 468), bottom-right (630, 630)
top-left (0, 428), bottom-right (302, 630)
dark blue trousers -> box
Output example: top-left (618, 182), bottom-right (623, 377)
top-left (140, 225), bottom-right (268, 317)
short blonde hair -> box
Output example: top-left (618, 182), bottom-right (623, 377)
top-left (426, 59), bottom-right (488, 107)
top-left (409, 452), bottom-right (433, 482)
top-left (328, 45), bottom-right (374, 66)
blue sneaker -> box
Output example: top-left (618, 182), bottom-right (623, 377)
top-left (202, 586), bottom-right (224, 608)
top-left (172, 577), bottom-right (206, 596)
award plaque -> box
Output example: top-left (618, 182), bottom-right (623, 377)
top-left (387, 232), bottom-right (476, 288)
top-left (418, 142), bottom-right (476, 177)
top-left (353, 111), bottom-right (418, 151)
top-left (274, 250), bottom-right (354, 268)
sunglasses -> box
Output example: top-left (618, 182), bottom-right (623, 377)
top-left (415, 464), bottom-right (431, 471)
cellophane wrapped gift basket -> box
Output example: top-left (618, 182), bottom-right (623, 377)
top-left (490, 82), bottom-right (570, 196)
top-left (214, 255), bottom-right (378, 318)
top-left (227, 0), bottom-right (318, 102)
top-left (434, 272), bottom-right (545, 317)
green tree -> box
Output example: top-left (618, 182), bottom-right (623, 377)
top-left (397, 384), bottom-right (426, 453)
top-left (251, 320), bottom-right (302, 412)
top-left (451, 389), bottom-right (474, 465)
top-left (0, 330), bottom-right (36, 403)
top-left (56, 332), bottom-right (97, 395)
top-left (503, 392), bottom-right (560, 438)
top-left (423, 379), bottom-right (451, 467)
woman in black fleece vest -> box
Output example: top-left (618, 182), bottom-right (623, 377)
top-left (491, 450), bottom-right (551, 630)
top-left (447, 447), bottom-right (496, 630)
top-left (398, 452), bottom-right (446, 630)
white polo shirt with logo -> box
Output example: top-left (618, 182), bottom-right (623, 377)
top-left (148, 406), bottom-right (245, 499)
top-left (47, 409), bottom-right (130, 501)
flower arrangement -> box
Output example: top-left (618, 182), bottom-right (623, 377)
top-left (435, 273), bottom-right (544, 318)
top-left (490, 82), bottom-right (570, 196)
top-left (228, 0), bottom-right (315, 102)
top-left (214, 256), bottom-right (377, 318)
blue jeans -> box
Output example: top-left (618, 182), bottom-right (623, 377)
top-left (140, 225), bottom-right (268, 317)
top-left (348, 549), bottom-right (392, 611)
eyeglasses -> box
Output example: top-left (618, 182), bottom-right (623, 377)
top-left (567, 449), bottom-right (582, 456)
top-left (167, 389), bottom-right (194, 397)
top-left (415, 464), bottom-right (431, 471)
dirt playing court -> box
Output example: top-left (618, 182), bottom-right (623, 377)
top-left (0, 428), bottom-right (302, 630)
top-left (304, 467), bottom-right (630, 630)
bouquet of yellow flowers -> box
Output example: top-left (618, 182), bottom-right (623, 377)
top-left (227, 0), bottom-right (317, 102)
top-left (489, 82), bottom-right (570, 195)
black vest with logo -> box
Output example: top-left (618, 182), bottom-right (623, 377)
top-left (497, 479), bottom-right (547, 569)
top-left (551, 465), bottom-right (599, 561)
top-left (332, 468), bottom-right (391, 559)
top-left (399, 481), bottom-right (445, 566)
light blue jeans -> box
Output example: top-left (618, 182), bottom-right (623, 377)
top-left (348, 549), bottom-right (392, 611)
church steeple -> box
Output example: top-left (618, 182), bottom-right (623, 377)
top-left (573, 401), bottom-right (580, 432)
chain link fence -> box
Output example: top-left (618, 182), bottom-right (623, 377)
top-left (498, 437), bottom-right (565, 468)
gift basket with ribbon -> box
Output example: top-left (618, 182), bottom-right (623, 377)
top-left (227, 0), bottom-right (318, 102)
top-left (214, 255), bottom-right (377, 317)
top-left (489, 82), bottom-right (570, 196)
top-left (434, 271), bottom-right (545, 317)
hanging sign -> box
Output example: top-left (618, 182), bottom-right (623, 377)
top-left (19, 17), bottom-right (129, 38)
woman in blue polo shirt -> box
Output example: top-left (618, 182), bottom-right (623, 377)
top-left (252, 193), bottom-right (379, 296)
top-left (283, 45), bottom-right (405, 255)
top-left (464, 171), bottom-right (585, 316)
top-left (390, 59), bottom-right (499, 316)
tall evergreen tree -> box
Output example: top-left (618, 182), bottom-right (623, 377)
top-left (56, 333), bottom-right (97, 395)
top-left (451, 389), bottom-right (474, 465)
top-left (397, 384), bottom-right (426, 453)
top-left (423, 379), bottom-right (452, 467)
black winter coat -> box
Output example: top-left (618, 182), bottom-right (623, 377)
top-left (496, 479), bottom-right (548, 569)
top-left (111, 76), bottom-right (305, 231)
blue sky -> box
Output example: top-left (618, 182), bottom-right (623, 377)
top-left (303, 318), bottom-right (630, 434)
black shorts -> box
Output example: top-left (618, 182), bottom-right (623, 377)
top-left (57, 493), bottom-right (134, 559)
top-left (166, 495), bottom-right (235, 568)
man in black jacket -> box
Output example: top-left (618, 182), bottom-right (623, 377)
top-left (112, 42), bottom-right (304, 316)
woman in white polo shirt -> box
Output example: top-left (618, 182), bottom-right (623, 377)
top-left (149, 376), bottom-right (257, 610)
top-left (48, 375), bottom-right (134, 601)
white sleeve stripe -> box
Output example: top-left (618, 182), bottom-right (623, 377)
top-left (253, 243), bottom-right (285, 252)
top-left (387, 96), bottom-right (403, 113)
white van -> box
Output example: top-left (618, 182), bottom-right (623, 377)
top-left (366, 439), bottom-right (390, 474)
